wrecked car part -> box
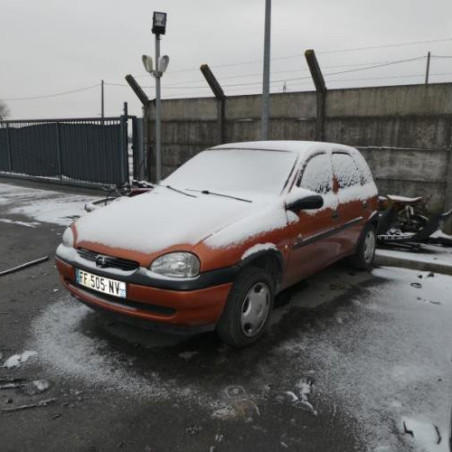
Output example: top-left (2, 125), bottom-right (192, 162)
top-left (0, 256), bottom-right (49, 277)
top-left (1, 398), bottom-right (56, 412)
top-left (377, 194), bottom-right (452, 247)
top-left (0, 379), bottom-right (27, 390)
top-left (84, 180), bottom-right (154, 212)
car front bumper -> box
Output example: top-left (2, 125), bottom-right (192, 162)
top-left (55, 247), bottom-right (235, 331)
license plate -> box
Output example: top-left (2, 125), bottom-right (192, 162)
top-left (76, 269), bottom-right (126, 298)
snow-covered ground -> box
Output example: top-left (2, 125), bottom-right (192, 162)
top-left (0, 182), bottom-right (96, 226)
top-left (29, 266), bottom-right (452, 452)
top-left (1, 180), bottom-right (451, 451)
top-left (274, 266), bottom-right (452, 451)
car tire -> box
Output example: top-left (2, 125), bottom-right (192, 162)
top-left (216, 267), bottom-right (274, 348)
top-left (348, 223), bottom-right (376, 271)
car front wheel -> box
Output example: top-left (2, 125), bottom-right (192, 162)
top-left (216, 267), bottom-right (274, 348)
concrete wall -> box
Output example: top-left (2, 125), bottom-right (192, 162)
top-left (146, 83), bottom-right (452, 222)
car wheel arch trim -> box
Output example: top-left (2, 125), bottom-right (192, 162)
top-left (238, 249), bottom-right (284, 290)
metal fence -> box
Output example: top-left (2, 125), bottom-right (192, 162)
top-left (0, 117), bottom-right (129, 186)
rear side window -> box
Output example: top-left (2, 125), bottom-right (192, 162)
top-left (332, 153), bottom-right (360, 189)
top-left (352, 151), bottom-right (373, 184)
top-left (298, 154), bottom-right (333, 194)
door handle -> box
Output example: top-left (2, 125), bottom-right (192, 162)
top-left (331, 210), bottom-right (340, 220)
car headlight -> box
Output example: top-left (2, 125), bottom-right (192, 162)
top-left (150, 252), bottom-right (200, 279)
top-left (62, 227), bottom-right (74, 247)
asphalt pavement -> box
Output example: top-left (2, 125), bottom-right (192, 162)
top-left (0, 179), bottom-right (450, 452)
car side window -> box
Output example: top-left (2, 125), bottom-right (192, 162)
top-left (298, 154), bottom-right (333, 194)
top-left (332, 153), bottom-right (360, 189)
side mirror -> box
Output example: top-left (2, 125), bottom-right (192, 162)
top-left (286, 193), bottom-right (324, 212)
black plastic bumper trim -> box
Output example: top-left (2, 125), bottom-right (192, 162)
top-left (73, 296), bottom-right (215, 335)
top-left (72, 283), bottom-right (176, 315)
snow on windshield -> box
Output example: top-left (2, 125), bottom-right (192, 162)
top-left (163, 149), bottom-right (297, 197)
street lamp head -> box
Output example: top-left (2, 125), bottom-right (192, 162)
top-left (142, 55), bottom-right (154, 74)
top-left (152, 11), bottom-right (167, 35)
top-left (159, 55), bottom-right (170, 74)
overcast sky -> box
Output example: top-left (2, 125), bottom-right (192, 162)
top-left (1, 0), bottom-right (452, 119)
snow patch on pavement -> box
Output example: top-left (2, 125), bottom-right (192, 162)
top-left (3, 351), bottom-right (38, 368)
top-left (32, 299), bottom-right (166, 396)
top-left (402, 416), bottom-right (447, 452)
top-left (9, 195), bottom-right (94, 226)
top-left (0, 183), bottom-right (96, 226)
top-left (0, 218), bottom-right (40, 228)
top-left (31, 297), bottom-right (222, 410)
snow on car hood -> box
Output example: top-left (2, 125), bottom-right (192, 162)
top-left (74, 187), bottom-right (270, 254)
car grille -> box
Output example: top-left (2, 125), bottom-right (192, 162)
top-left (77, 248), bottom-right (140, 271)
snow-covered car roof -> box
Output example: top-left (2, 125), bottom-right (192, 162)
top-left (211, 140), bottom-right (358, 156)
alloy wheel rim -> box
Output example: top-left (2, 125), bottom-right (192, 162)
top-left (240, 282), bottom-right (271, 337)
top-left (363, 230), bottom-right (376, 264)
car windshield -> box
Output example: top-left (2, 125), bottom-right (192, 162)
top-left (163, 149), bottom-right (298, 199)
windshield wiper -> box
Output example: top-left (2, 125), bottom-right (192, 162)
top-left (186, 189), bottom-right (252, 203)
top-left (160, 184), bottom-right (198, 198)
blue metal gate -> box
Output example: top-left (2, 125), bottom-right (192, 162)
top-left (0, 116), bottom-right (129, 186)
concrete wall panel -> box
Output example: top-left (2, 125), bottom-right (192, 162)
top-left (327, 84), bottom-right (452, 118)
top-left (326, 117), bottom-right (451, 149)
top-left (147, 83), bottom-right (452, 226)
top-left (159, 98), bottom-right (218, 121)
top-left (359, 148), bottom-right (448, 182)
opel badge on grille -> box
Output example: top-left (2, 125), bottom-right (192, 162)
top-left (96, 255), bottom-right (108, 268)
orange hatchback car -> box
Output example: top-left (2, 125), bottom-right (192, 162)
top-left (56, 141), bottom-right (378, 347)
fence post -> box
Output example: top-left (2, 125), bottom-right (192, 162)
top-left (55, 122), bottom-right (62, 179)
top-left (132, 117), bottom-right (145, 181)
top-left (443, 146), bottom-right (452, 233)
top-left (119, 115), bottom-right (128, 183)
top-left (305, 49), bottom-right (327, 141)
top-left (200, 64), bottom-right (227, 144)
top-left (6, 123), bottom-right (13, 172)
top-left (125, 74), bottom-right (152, 181)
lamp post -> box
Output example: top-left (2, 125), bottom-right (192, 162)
top-left (261, 0), bottom-right (271, 140)
top-left (143, 12), bottom-right (168, 183)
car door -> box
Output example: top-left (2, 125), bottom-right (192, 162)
top-left (285, 152), bottom-right (342, 287)
top-left (331, 152), bottom-right (366, 256)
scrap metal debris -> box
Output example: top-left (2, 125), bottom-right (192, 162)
top-left (185, 424), bottom-right (203, 435)
top-left (85, 180), bottom-right (154, 213)
top-left (212, 386), bottom-right (260, 421)
top-left (178, 351), bottom-right (198, 361)
top-left (20, 380), bottom-right (50, 396)
top-left (0, 379), bottom-right (49, 395)
top-left (377, 194), bottom-right (452, 248)
top-left (1, 398), bottom-right (56, 412)
top-left (279, 377), bottom-right (318, 416)
top-left (0, 378), bottom-right (27, 390)
top-left (0, 256), bottom-right (49, 277)
top-left (284, 391), bottom-right (299, 403)
top-left (294, 377), bottom-right (318, 415)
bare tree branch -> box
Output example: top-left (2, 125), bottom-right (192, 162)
top-left (0, 101), bottom-right (10, 120)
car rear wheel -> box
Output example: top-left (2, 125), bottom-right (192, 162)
top-left (349, 223), bottom-right (376, 271)
top-left (216, 267), bottom-right (274, 348)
